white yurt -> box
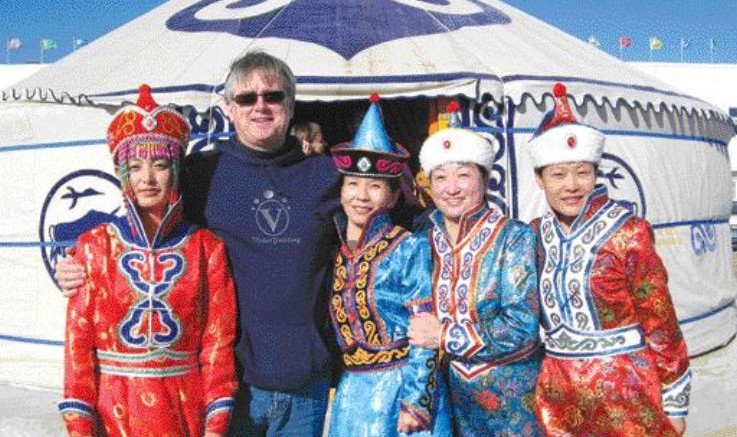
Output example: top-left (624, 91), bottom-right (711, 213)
top-left (1, 0), bottom-right (734, 390)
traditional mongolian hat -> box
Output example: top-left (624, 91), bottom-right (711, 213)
top-left (420, 102), bottom-right (495, 176)
top-left (331, 93), bottom-right (409, 178)
top-left (527, 82), bottom-right (604, 169)
top-left (107, 84), bottom-right (190, 203)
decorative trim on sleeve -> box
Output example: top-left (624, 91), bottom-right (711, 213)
top-left (662, 369), bottom-right (691, 417)
top-left (58, 398), bottom-right (95, 417)
top-left (405, 297), bottom-right (433, 315)
top-left (205, 397), bottom-right (235, 420)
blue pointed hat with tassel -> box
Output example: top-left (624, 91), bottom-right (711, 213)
top-left (331, 93), bottom-right (409, 178)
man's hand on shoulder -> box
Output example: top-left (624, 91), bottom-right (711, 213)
top-left (55, 247), bottom-right (86, 298)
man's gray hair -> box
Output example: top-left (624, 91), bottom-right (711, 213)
top-left (223, 51), bottom-right (296, 103)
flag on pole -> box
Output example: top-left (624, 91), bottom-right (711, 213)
top-left (649, 37), bottom-right (663, 51)
top-left (587, 35), bottom-right (600, 48)
top-left (679, 38), bottom-right (689, 62)
top-left (40, 38), bottom-right (57, 51)
top-left (619, 36), bottom-right (632, 59)
top-left (7, 38), bottom-right (22, 50)
top-left (72, 37), bottom-right (87, 50)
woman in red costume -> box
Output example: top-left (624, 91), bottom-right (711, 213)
top-left (59, 85), bottom-right (238, 437)
top-left (528, 83), bottom-right (691, 437)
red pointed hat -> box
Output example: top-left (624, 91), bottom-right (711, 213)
top-left (107, 84), bottom-right (189, 166)
top-left (527, 83), bottom-right (604, 169)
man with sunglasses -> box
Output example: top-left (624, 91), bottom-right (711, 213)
top-left (57, 51), bottom-right (342, 437)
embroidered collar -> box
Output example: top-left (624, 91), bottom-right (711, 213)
top-left (334, 209), bottom-right (394, 254)
top-left (120, 195), bottom-right (189, 249)
top-left (429, 202), bottom-right (489, 245)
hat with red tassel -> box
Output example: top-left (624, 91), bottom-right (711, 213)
top-left (106, 84), bottom-right (190, 203)
top-left (527, 82), bottom-right (604, 169)
top-left (331, 93), bottom-right (409, 178)
top-left (107, 84), bottom-right (189, 166)
top-left (419, 101), bottom-right (495, 176)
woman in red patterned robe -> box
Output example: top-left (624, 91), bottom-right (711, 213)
top-left (59, 85), bottom-right (238, 437)
top-left (527, 83), bottom-right (691, 436)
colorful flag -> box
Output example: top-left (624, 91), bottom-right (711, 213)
top-left (587, 35), bottom-right (600, 48)
top-left (620, 36), bottom-right (632, 48)
top-left (40, 38), bottom-right (57, 51)
top-left (649, 37), bottom-right (663, 51)
top-left (7, 38), bottom-right (21, 50)
top-left (679, 38), bottom-right (689, 62)
top-left (709, 38), bottom-right (717, 53)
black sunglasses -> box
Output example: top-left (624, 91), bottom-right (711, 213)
top-left (232, 90), bottom-right (286, 106)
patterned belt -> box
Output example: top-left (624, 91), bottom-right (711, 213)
top-left (544, 323), bottom-right (645, 359)
top-left (341, 343), bottom-right (410, 373)
top-left (96, 349), bottom-right (198, 378)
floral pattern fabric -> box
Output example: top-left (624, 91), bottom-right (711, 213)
top-left (429, 204), bottom-right (542, 437)
top-left (533, 184), bottom-right (691, 437)
top-left (327, 211), bottom-right (451, 437)
top-left (59, 200), bottom-right (238, 437)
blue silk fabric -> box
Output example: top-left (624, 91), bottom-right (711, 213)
top-left (328, 211), bottom-right (451, 437)
top-left (427, 204), bottom-right (543, 437)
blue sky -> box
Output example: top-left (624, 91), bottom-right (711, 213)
top-left (2, 0), bottom-right (735, 64)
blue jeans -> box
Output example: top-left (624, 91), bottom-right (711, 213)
top-left (227, 376), bottom-right (329, 437)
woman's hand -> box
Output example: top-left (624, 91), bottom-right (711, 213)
top-left (669, 417), bottom-right (686, 436)
top-left (408, 313), bottom-right (441, 349)
top-left (397, 410), bottom-right (423, 434)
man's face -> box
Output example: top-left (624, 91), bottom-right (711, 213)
top-left (429, 162), bottom-right (486, 224)
top-left (535, 161), bottom-right (597, 227)
top-left (227, 68), bottom-right (294, 152)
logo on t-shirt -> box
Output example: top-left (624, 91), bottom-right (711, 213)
top-left (252, 190), bottom-right (291, 236)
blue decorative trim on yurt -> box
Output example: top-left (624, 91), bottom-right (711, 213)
top-left (0, 334), bottom-right (63, 346)
top-left (0, 132), bottom-right (233, 155)
top-left (652, 219), bottom-right (728, 230)
top-left (503, 74), bottom-right (706, 102)
top-left (0, 139), bottom-right (105, 153)
top-left (679, 300), bottom-right (736, 325)
top-left (85, 73), bottom-right (501, 100)
top-left (691, 223), bottom-right (717, 255)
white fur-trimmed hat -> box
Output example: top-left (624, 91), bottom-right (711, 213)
top-left (420, 128), bottom-right (495, 176)
top-left (527, 83), bottom-right (604, 169)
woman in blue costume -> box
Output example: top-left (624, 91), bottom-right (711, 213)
top-left (409, 126), bottom-right (542, 437)
top-left (327, 94), bottom-right (451, 437)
